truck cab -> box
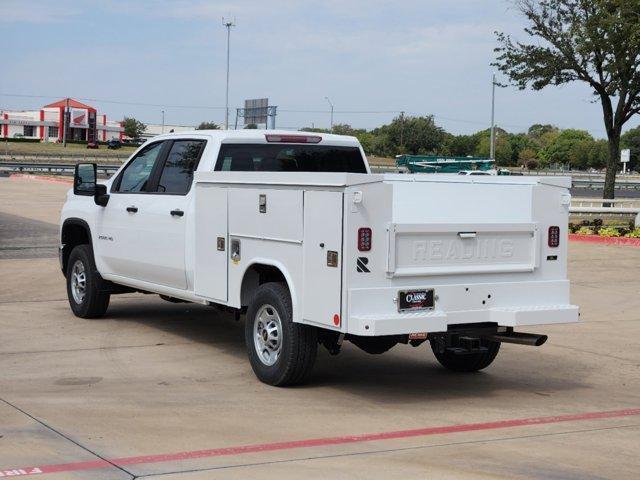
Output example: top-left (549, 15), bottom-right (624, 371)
top-left (61, 130), bottom-right (578, 386)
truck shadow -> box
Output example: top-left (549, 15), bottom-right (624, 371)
top-left (106, 297), bottom-right (589, 403)
top-left (312, 345), bottom-right (589, 403)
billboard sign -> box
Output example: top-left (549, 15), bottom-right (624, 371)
top-left (70, 108), bottom-right (88, 127)
top-left (621, 149), bottom-right (631, 163)
top-left (244, 98), bottom-right (268, 125)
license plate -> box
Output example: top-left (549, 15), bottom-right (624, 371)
top-left (398, 289), bottom-right (434, 312)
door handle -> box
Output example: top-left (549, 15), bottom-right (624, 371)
top-left (126, 206), bottom-right (138, 213)
top-left (170, 209), bottom-right (184, 217)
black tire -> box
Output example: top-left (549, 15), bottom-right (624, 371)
top-left (245, 282), bottom-right (317, 386)
top-left (429, 337), bottom-right (500, 372)
top-left (66, 244), bottom-right (110, 318)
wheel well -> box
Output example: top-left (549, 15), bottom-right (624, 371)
top-left (61, 220), bottom-right (91, 276)
top-left (240, 264), bottom-right (287, 306)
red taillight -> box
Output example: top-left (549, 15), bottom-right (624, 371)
top-left (265, 134), bottom-right (322, 144)
top-left (548, 226), bottom-right (560, 247)
top-left (358, 227), bottom-right (372, 251)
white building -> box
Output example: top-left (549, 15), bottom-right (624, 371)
top-left (0, 98), bottom-right (123, 143)
top-left (142, 123), bottom-right (195, 138)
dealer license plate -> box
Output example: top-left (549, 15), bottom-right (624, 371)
top-left (397, 289), bottom-right (434, 312)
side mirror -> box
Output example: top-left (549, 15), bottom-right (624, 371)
top-left (73, 163), bottom-right (110, 206)
top-left (74, 163), bottom-right (97, 196)
top-left (94, 184), bottom-right (110, 207)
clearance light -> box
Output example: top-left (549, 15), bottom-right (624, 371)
top-left (548, 226), bottom-right (560, 247)
top-left (265, 134), bottom-right (322, 144)
top-left (358, 227), bottom-right (372, 251)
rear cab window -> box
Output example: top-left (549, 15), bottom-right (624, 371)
top-left (214, 144), bottom-right (367, 173)
top-left (156, 140), bottom-right (206, 194)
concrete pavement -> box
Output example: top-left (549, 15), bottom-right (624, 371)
top-left (0, 176), bottom-right (638, 479)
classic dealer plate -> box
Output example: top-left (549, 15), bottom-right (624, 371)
top-left (397, 289), bottom-right (435, 312)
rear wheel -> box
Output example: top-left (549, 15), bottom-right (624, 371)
top-left (429, 337), bottom-right (500, 372)
top-left (245, 282), bottom-right (317, 386)
top-left (66, 245), bottom-right (110, 318)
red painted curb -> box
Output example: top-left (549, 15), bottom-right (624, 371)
top-left (8, 173), bottom-right (73, 185)
top-left (569, 233), bottom-right (640, 247)
top-left (3, 407), bottom-right (639, 477)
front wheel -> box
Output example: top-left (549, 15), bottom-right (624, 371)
top-left (245, 282), bottom-right (317, 386)
top-left (66, 245), bottom-right (110, 318)
top-left (429, 337), bottom-right (500, 372)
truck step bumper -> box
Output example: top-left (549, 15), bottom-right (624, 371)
top-left (348, 304), bottom-right (578, 336)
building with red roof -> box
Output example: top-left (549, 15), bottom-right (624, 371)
top-left (0, 98), bottom-right (123, 142)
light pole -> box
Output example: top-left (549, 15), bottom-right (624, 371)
top-left (161, 110), bottom-right (165, 134)
top-left (489, 73), bottom-right (496, 160)
top-left (63, 97), bottom-right (69, 148)
top-left (325, 96), bottom-right (334, 131)
top-left (223, 18), bottom-right (236, 130)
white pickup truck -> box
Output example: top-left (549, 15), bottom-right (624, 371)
top-left (61, 130), bottom-right (578, 386)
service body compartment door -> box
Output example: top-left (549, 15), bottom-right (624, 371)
top-left (194, 184), bottom-right (228, 302)
top-left (302, 191), bottom-right (343, 328)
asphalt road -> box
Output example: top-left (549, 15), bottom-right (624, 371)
top-left (0, 177), bottom-right (638, 479)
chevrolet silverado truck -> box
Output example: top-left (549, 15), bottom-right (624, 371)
top-left (60, 130), bottom-right (578, 386)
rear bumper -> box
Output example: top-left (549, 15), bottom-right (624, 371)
top-left (346, 280), bottom-right (579, 336)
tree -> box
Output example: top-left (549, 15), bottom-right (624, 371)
top-left (375, 115), bottom-right (446, 156)
top-left (444, 134), bottom-right (479, 157)
top-left (475, 131), bottom-right (513, 166)
top-left (543, 129), bottom-right (594, 168)
top-left (196, 121), bottom-right (220, 130)
top-left (494, 0), bottom-right (640, 198)
top-left (122, 117), bottom-right (146, 138)
top-left (244, 123), bottom-right (258, 129)
top-left (528, 124), bottom-right (559, 140)
top-left (518, 147), bottom-right (539, 169)
top-left (509, 133), bottom-right (539, 165)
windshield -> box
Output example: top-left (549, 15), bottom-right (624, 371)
top-left (214, 144), bottom-right (367, 173)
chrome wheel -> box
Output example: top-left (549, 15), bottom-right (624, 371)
top-left (70, 260), bottom-right (86, 304)
top-left (253, 304), bottom-right (282, 366)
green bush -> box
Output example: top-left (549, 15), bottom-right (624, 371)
top-left (576, 226), bottom-right (594, 235)
top-left (598, 226), bottom-right (621, 237)
top-left (1, 137), bottom-right (41, 143)
top-left (626, 228), bottom-right (640, 238)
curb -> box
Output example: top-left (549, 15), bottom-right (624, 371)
top-left (569, 233), bottom-right (640, 247)
top-left (9, 173), bottom-right (73, 185)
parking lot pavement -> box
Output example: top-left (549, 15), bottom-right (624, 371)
top-left (0, 177), bottom-right (639, 479)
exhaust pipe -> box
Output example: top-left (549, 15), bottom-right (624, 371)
top-left (483, 332), bottom-right (548, 347)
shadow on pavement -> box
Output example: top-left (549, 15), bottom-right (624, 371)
top-left (104, 296), bottom-right (589, 403)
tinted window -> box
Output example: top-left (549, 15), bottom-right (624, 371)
top-left (156, 140), bottom-right (205, 194)
top-left (214, 144), bottom-right (367, 173)
top-left (116, 142), bottom-right (164, 193)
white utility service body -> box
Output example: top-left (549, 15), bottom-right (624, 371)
top-left (192, 171), bottom-right (578, 335)
top-left (60, 130), bottom-right (578, 385)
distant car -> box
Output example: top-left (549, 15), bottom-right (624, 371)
top-left (106, 139), bottom-right (122, 150)
top-left (86, 142), bottom-right (99, 149)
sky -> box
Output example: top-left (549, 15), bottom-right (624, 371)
top-left (1, 0), bottom-right (638, 137)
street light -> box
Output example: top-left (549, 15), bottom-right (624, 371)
top-left (325, 96), bottom-right (334, 131)
top-left (489, 73), bottom-right (496, 160)
top-left (223, 17), bottom-right (236, 130)
top-left (161, 110), bottom-right (165, 134)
